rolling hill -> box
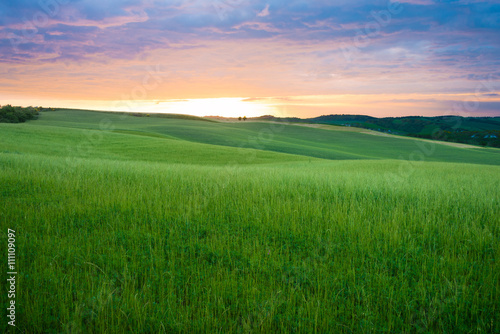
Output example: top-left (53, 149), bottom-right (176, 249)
top-left (22, 108), bottom-right (500, 166)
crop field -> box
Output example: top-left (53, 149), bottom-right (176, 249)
top-left (1, 109), bottom-right (499, 333)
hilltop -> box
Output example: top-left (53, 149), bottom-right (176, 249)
top-left (223, 114), bottom-right (500, 148)
top-left (11, 108), bottom-right (498, 166)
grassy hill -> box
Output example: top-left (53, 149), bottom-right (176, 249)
top-left (32, 109), bottom-right (500, 165)
top-left (1, 109), bottom-right (499, 333)
top-left (252, 114), bottom-right (500, 148)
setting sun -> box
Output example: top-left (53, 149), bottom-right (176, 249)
top-left (151, 98), bottom-right (277, 118)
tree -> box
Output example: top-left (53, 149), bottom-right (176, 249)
top-left (0, 105), bottom-right (39, 123)
top-left (238, 116), bottom-right (242, 121)
top-left (243, 116), bottom-right (247, 121)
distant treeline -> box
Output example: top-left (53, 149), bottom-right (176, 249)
top-left (0, 105), bottom-right (47, 123)
top-left (254, 114), bottom-right (500, 148)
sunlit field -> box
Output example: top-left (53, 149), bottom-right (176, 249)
top-left (1, 110), bottom-right (499, 333)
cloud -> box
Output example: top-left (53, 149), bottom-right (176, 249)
top-left (258, 4), bottom-right (270, 17)
top-left (0, 0), bottom-right (499, 117)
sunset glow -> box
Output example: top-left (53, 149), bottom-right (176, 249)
top-left (151, 98), bottom-right (277, 118)
top-left (1, 1), bottom-right (500, 117)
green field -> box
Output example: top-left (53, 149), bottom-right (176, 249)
top-left (1, 109), bottom-right (499, 333)
top-left (273, 114), bottom-right (500, 148)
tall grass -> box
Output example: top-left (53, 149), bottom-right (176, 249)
top-left (1, 150), bottom-right (499, 333)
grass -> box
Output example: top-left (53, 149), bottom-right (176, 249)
top-left (1, 109), bottom-right (499, 333)
top-left (36, 109), bottom-right (500, 164)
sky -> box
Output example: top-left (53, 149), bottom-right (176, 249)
top-left (1, 0), bottom-right (500, 118)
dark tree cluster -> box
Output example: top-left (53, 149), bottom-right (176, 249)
top-left (0, 105), bottom-right (41, 123)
